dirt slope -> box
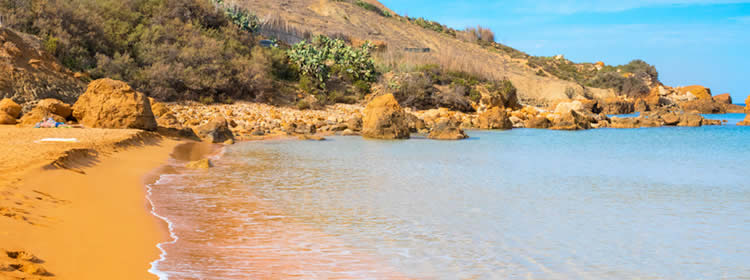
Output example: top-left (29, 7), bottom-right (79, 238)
top-left (0, 27), bottom-right (85, 105)
top-left (238, 0), bottom-right (615, 106)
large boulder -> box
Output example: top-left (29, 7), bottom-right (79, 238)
top-left (0, 111), bottom-right (16, 124)
top-left (551, 110), bottom-right (592, 130)
top-left (193, 117), bottom-right (235, 143)
top-left (677, 113), bottom-right (704, 127)
top-left (477, 107), bottom-right (512, 130)
top-left (677, 85), bottom-right (712, 100)
top-left (524, 115), bottom-right (552, 129)
top-left (428, 119), bottom-right (468, 140)
top-left (19, 104), bottom-right (67, 126)
top-left (362, 94), bottom-right (410, 139)
top-left (600, 97), bottom-right (634, 115)
top-left (713, 93), bottom-right (732, 105)
top-left (0, 98), bottom-right (22, 118)
top-left (738, 115), bottom-right (750, 126)
top-left (660, 112), bottom-right (681, 126)
top-left (679, 99), bottom-right (725, 114)
top-left (149, 98), bottom-right (170, 118)
top-left (554, 100), bottom-right (584, 114)
top-left (72, 79), bottom-right (157, 130)
top-left (36, 98), bottom-right (72, 119)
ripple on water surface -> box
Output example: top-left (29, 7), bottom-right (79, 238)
top-left (149, 126), bottom-right (750, 279)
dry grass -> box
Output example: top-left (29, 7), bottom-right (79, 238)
top-left (375, 44), bottom-right (510, 81)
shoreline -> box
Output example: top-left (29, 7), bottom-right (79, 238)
top-left (0, 127), bottom-right (182, 279)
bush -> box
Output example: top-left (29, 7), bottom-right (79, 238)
top-left (287, 35), bottom-right (376, 87)
top-left (0, 0), bottom-right (277, 102)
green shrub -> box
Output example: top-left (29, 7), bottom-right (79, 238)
top-left (287, 35), bottom-right (376, 87)
top-left (296, 99), bottom-right (310, 110)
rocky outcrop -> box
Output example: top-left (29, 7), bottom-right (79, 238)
top-left (661, 112), bottom-right (681, 126)
top-left (477, 107), bottom-right (512, 130)
top-left (428, 118), bottom-right (468, 140)
top-left (679, 99), bottom-right (725, 114)
top-left (554, 100), bottom-right (584, 114)
top-left (600, 97), bottom-right (634, 115)
top-left (634, 99), bottom-right (649, 112)
top-left (677, 85), bottom-right (711, 100)
top-left (72, 79), bottom-right (157, 130)
top-left (362, 94), bottom-right (410, 139)
top-left (150, 98), bottom-right (170, 118)
top-left (193, 117), bottom-right (235, 143)
top-left (738, 115), bottom-right (750, 126)
top-left (36, 99), bottom-right (72, 119)
top-left (713, 93), bottom-right (732, 105)
top-left (677, 113), bottom-right (704, 127)
top-left (551, 110), bottom-right (592, 130)
top-left (524, 115), bottom-right (552, 129)
top-left (0, 111), bottom-right (16, 124)
top-left (0, 98), bottom-right (22, 118)
top-left (18, 101), bottom-right (68, 126)
top-left (0, 28), bottom-right (84, 104)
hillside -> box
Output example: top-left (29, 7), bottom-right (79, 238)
top-left (0, 27), bottom-right (85, 105)
top-left (235, 0), bottom-right (618, 106)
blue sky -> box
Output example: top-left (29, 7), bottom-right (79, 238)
top-left (380, 0), bottom-right (750, 103)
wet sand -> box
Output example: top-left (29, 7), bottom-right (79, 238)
top-left (0, 126), bottom-right (182, 279)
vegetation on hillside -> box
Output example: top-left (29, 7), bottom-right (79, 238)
top-left (527, 57), bottom-right (658, 97)
top-left (334, 0), bottom-right (392, 17)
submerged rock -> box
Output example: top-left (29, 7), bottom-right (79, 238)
top-left (186, 159), bottom-right (213, 169)
top-left (362, 94), bottom-right (410, 139)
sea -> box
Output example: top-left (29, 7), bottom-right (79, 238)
top-left (147, 113), bottom-right (750, 280)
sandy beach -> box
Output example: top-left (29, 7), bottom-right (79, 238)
top-left (0, 126), bottom-right (182, 279)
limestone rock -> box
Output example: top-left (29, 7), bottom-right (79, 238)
top-left (524, 115), bottom-right (552, 129)
top-left (362, 94), bottom-right (410, 139)
top-left (551, 110), bottom-right (592, 130)
top-left (713, 93), bottom-right (732, 105)
top-left (677, 113), bottom-right (704, 127)
top-left (600, 97), bottom-right (634, 115)
top-left (0, 111), bottom-right (16, 124)
top-left (738, 115), bottom-right (750, 126)
top-left (186, 159), bottom-right (213, 169)
top-left (477, 107), bottom-right (512, 130)
top-left (36, 98), bottom-right (72, 118)
top-left (428, 119), bottom-right (468, 140)
top-left (72, 79), bottom-right (157, 130)
top-left (679, 99), bottom-right (725, 114)
top-left (193, 117), bottom-right (235, 143)
top-left (554, 100), bottom-right (584, 114)
top-left (677, 85), bottom-right (712, 100)
top-left (0, 98), bottom-right (22, 118)
top-left (19, 106), bottom-right (66, 126)
top-left (150, 99), bottom-right (170, 118)
top-left (661, 112), bottom-right (680, 126)
top-left (634, 99), bottom-right (649, 112)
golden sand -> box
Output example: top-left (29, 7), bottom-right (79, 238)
top-left (0, 126), bottom-right (181, 279)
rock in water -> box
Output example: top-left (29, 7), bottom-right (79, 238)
top-left (661, 112), bottom-right (680, 126)
top-left (0, 98), bottom-right (22, 118)
top-left (362, 94), bottom-right (410, 139)
top-left (678, 113), bottom-right (704, 127)
top-left (72, 79), bottom-right (157, 130)
top-left (428, 119), bottom-right (468, 140)
top-left (36, 98), bottom-right (73, 118)
top-left (524, 116), bottom-right (552, 129)
top-left (551, 110), bottom-right (592, 130)
top-left (477, 107), bottom-right (513, 130)
top-left (186, 159), bottom-right (213, 169)
top-left (712, 93), bottom-right (732, 105)
top-left (738, 115), bottom-right (750, 126)
top-left (193, 117), bottom-right (235, 143)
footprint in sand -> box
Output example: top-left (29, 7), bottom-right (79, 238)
top-left (0, 250), bottom-right (54, 278)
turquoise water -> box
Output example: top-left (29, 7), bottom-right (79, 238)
top-left (150, 119), bottom-right (750, 279)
